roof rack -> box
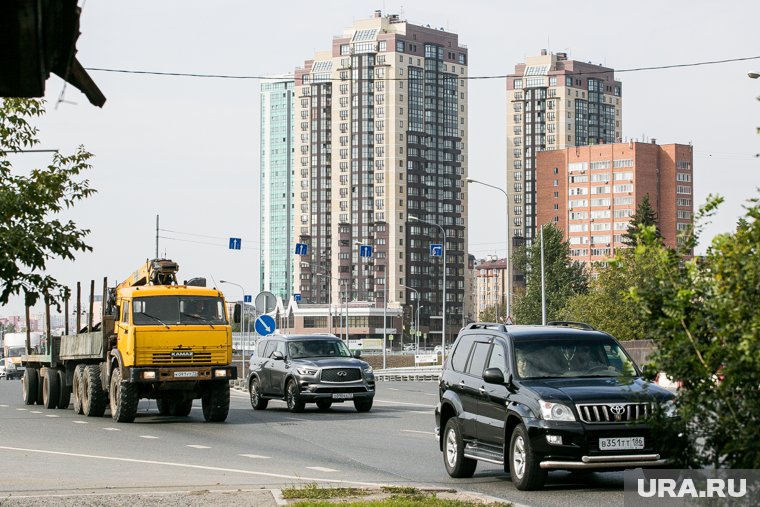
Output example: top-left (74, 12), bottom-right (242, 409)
top-left (547, 321), bottom-right (596, 331)
top-left (464, 322), bottom-right (509, 332)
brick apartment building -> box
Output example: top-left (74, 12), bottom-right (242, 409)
top-left (536, 141), bottom-right (694, 264)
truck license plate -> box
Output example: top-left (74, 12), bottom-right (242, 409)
top-left (332, 393), bottom-right (353, 399)
top-left (599, 436), bottom-right (644, 450)
top-left (174, 371), bottom-right (198, 378)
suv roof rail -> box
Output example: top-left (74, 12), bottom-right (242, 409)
top-left (547, 321), bottom-right (596, 331)
top-left (464, 322), bottom-right (509, 332)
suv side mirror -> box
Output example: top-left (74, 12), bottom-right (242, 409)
top-left (483, 367), bottom-right (505, 385)
top-left (353, 350), bottom-right (362, 358)
top-left (272, 351), bottom-right (284, 361)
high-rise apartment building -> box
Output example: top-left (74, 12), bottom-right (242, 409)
top-left (260, 77), bottom-right (295, 301)
top-left (507, 50), bottom-right (623, 254)
top-left (474, 256), bottom-right (508, 320)
top-left (536, 141), bottom-right (694, 264)
top-left (293, 11), bottom-right (468, 338)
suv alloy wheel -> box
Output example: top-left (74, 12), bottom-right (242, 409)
top-left (285, 379), bottom-right (305, 413)
top-left (443, 418), bottom-right (477, 478)
top-left (249, 378), bottom-right (268, 410)
top-left (509, 424), bottom-right (547, 490)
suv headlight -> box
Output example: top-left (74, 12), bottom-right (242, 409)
top-left (362, 365), bottom-right (373, 374)
top-left (539, 400), bottom-right (576, 421)
top-left (296, 368), bottom-right (318, 376)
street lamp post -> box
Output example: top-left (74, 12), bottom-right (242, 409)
top-left (409, 215), bottom-right (447, 362)
top-left (467, 178), bottom-right (511, 323)
top-left (356, 241), bottom-right (386, 369)
top-left (314, 272), bottom-right (343, 339)
top-left (401, 284), bottom-right (420, 351)
top-left (220, 280), bottom-right (246, 379)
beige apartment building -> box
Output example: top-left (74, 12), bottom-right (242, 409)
top-left (292, 12), bottom-right (469, 342)
top-left (507, 50), bottom-right (623, 257)
top-left (474, 256), bottom-right (507, 321)
top-left (536, 141), bottom-right (694, 264)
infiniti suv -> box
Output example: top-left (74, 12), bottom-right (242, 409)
top-left (247, 334), bottom-right (375, 413)
top-left (435, 322), bottom-right (676, 490)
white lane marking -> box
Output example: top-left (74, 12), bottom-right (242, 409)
top-left (372, 399), bottom-right (436, 408)
top-left (387, 388), bottom-right (400, 391)
top-left (0, 404), bottom-right (8, 407)
top-left (31, 410), bottom-right (42, 414)
top-left (401, 429), bottom-right (436, 436)
top-left (0, 446), bottom-right (385, 487)
top-left (140, 435), bottom-right (159, 439)
top-left (16, 408), bottom-right (27, 411)
top-left (45, 414), bottom-right (60, 418)
top-left (103, 428), bottom-right (120, 431)
top-left (239, 454), bottom-right (271, 459)
top-left (408, 410), bottom-right (434, 415)
top-left (423, 393), bottom-right (438, 396)
top-left (186, 445), bottom-right (210, 449)
top-left (72, 420), bottom-right (88, 424)
top-left (306, 466), bottom-right (338, 473)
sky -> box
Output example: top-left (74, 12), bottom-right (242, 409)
top-left (3, 0), bottom-right (759, 318)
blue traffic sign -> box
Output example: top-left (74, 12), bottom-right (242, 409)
top-left (255, 314), bottom-right (277, 336)
top-left (430, 244), bottom-right (443, 257)
top-left (359, 245), bottom-right (373, 258)
top-left (229, 237), bottom-right (242, 250)
top-left (293, 293), bottom-right (302, 302)
top-left (295, 242), bottom-right (308, 256)
top-left (243, 295), bottom-right (252, 303)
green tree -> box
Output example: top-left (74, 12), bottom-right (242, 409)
top-left (622, 193), bottom-right (661, 246)
top-left (0, 98), bottom-right (95, 307)
top-left (512, 224), bottom-right (588, 325)
top-left (478, 304), bottom-right (503, 324)
top-left (631, 193), bottom-right (760, 468)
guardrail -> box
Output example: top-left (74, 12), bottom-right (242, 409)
top-left (373, 366), bottom-right (442, 382)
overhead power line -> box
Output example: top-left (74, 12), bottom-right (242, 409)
top-left (85, 55), bottom-right (760, 81)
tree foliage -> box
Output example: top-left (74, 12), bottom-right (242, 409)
top-left (512, 224), bottom-right (588, 325)
top-left (0, 98), bottom-right (95, 307)
top-left (631, 193), bottom-right (760, 468)
top-left (622, 193), bottom-right (661, 246)
top-left (478, 304), bottom-right (503, 324)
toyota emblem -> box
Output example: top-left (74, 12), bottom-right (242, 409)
top-left (337, 371), bottom-right (347, 377)
top-left (610, 404), bottom-right (625, 415)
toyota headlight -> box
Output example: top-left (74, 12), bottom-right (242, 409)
top-left (539, 400), bottom-right (576, 421)
top-left (663, 399), bottom-right (678, 418)
top-left (296, 368), bottom-right (318, 376)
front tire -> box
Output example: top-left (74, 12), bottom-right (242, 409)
top-left (110, 368), bottom-right (138, 423)
top-left (42, 368), bottom-right (60, 409)
top-left (285, 380), bottom-right (305, 413)
top-left (22, 368), bottom-right (39, 405)
top-left (509, 424), bottom-right (547, 491)
top-left (316, 399), bottom-right (333, 410)
top-left (443, 418), bottom-right (477, 478)
top-left (202, 382), bottom-right (230, 422)
top-left (353, 398), bottom-right (373, 413)
top-left (249, 378), bottom-right (268, 410)
top-left (82, 364), bottom-right (107, 417)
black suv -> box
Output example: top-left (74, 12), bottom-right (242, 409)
top-left (435, 322), bottom-right (676, 490)
top-left (247, 334), bottom-right (375, 413)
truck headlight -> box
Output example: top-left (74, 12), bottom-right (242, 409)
top-left (539, 400), bottom-right (576, 421)
top-left (141, 371), bottom-right (157, 380)
top-left (214, 369), bottom-right (229, 378)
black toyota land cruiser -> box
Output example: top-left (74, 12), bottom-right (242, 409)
top-left (435, 322), bottom-right (676, 490)
top-left (248, 334), bottom-right (375, 413)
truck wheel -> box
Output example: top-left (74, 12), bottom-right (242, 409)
top-left (509, 423), bottom-right (547, 490)
top-left (109, 368), bottom-right (138, 423)
top-left (249, 378), bottom-right (268, 410)
top-left (42, 368), bottom-right (60, 409)
top-left (36, 368), bottom-right (44, 405)
top-left (285, 379), bottom-right (305, 413)
top-left (72, 364), bottom-right (86, 414)
top-left (443, 418), bottom-right (477, 478)
top-left (156, 398), bottom-right (171, 416)
top-left (57, 369), bottom-right (71, 409)
top-left (202, 381), bottom-right (230, 422)
top-left (82, 364), bottom-right (108, 417)
top-left (171, 399), bottom-right (193, 417)
top-left (22, 368), bottom-right (39, 405)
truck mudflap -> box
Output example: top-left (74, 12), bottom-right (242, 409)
top-left (128, 365), bottom-right (237, 383)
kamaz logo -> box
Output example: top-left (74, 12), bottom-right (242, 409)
top-left (171, 351), bottom-right (193, 358)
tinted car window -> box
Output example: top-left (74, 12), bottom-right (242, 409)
top-left (262, 340), bottom-right (276, 358)
top-left (466, 341), bottom-right (491, 377)
top-left (450, 335), bottom-right (476, 372)
top-left (274, 341), bottom-right (287, 357)
top-left (487, 341), bottom-right (508, 374)
top-left (289, 340), bottom-right (350, 359)
top-left (256, 339), bottom-right (269, 357)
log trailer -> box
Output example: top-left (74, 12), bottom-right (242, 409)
top-left (20, 259), bottom-right (238, 422)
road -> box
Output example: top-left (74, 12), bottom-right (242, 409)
top-left (0, 380), bottom-right (625, 506)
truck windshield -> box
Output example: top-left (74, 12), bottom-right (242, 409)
top-left (7, 347), bottom-right (25, 358)
top-left (288, 340), bottom-right (351, 359)
top-left (132, 296), bottom-right (227, 326)
top-left (513, 337), bottom-right (638, 379)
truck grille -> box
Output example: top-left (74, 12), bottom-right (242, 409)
top-left (577, 402), bottom-right (652, 423)
top-left (320, 368), bottom-right (362, 383)
top-left (136, 349), bottom-right (227, 366)
top-left (152, 352), bottom-right (212, 364)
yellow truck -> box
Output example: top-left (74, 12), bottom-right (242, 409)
top-left (21, 259), bottom-right (238, 423)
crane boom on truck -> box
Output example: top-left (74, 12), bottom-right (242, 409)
top-left (20, 259), bottom-right (238, 422)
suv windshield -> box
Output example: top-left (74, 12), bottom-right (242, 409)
top-left (288, 340), bottom-right (351, 359)
top-left (132, 296), bottom-right (227, 326)
top-left (514, 337), bottom-right (637, 379)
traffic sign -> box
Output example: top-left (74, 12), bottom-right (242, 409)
top-left (430, 244), bottom-right (443, 257)
top-left (293, 293), bottom-right (302, 302)
top-left (243, 295), bottom-right (252, 303)
top-left (255, 291), bottom-right (277, 314)
top-left (359, 245), bottom-right (373, 258)
top-left (229, 237), bottom-right (242, 250)
top-left (505, 315), bottom-right (514, 325)
top-left (254, 314), bottom-right (276, 336)
top-left (295, 243), bottom-right (308, 256)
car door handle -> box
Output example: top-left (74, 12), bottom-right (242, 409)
top-left (459, 380), bottom-right (466, 386)
top-left (479, 386), bottom-right (487, 395)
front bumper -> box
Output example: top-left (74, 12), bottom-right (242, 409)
top-left (296, 376), bottom-right (375, 402)
top-left (129, 365), bottom-right (237, 383)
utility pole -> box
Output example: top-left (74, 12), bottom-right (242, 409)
top-left (155, 214), bottom-right (159, 259)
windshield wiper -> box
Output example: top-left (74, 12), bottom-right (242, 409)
top-left (180, 312), bottom-right (216, 328)
top-left (140, 313), bottom-right (170, 329)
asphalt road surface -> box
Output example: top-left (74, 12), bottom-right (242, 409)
top-left (0, 379), bottom-right (626, 506)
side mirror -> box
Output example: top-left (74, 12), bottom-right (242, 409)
top-left (353, 350), bottom-right (362, 358)
top-left (272, 351), bottom-right (284, 361)
top-left (233, 303), bottom-right (241, 324)
top-left (483, 367), bottom-right (505, 385)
